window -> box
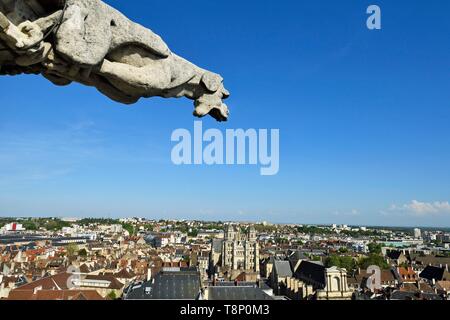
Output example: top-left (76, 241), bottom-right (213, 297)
top-left (331, 276), bottom-right (341, 292)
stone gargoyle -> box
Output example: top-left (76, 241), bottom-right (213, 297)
top-left (0, 0), bottom-right (230, 121)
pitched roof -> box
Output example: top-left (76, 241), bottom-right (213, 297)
top-left (14, 272), bottom-right (71, 290)
top-left (400, 283), bottom-right (419, 293)
top-left (288, 250), bottom-right (308, 267)
top-left (79, 264), bottom-right (91, 273)
top-left (294, 261), bottom-right (326, 289)
top-left (0, 275), bottom-right (27, 287)
top-left (414, 255), bottom-right (450, 267)
top-left (214, 281), bottom-right (258, 287)
top-left (207, 287), bottom-right (274, 300)
top-left (355, 269), bottom-right (397, 285)
top-left (84, 275), bottom-right (124, 289)
top-left (386, 251), bottom-right (402, 260)
top-left (8, 290), bottom-right (105, 300)
top-left (390, 290), bottom-right (417, 300)
top-left (114, 268), bottom-right (135, 279)
top-left (436, 280), bottom-right (450, 292)
top-left (125, 271), bottom-right (201, 300)
top-left (398, 267), bottom-right (418, 280)
top-left (419, 266), bottom-right (445, 281)
top-left (273, 260), bottom-right (293, 278)
top-left (420, 293), bottom-right (444, 301)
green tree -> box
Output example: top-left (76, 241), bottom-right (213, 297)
top-left (368, 243), bottom-right (382, 255)
top-left (275, 237), bottom-right (289, 244)
top-left (325, 255), bottom-right (356, 271)
top-left (122, 223), bottom-right (135, 236)
top-left (66, 243), bottom-right (79, 257)
top-left (43, 219), bottom-right (70, 231)
top-left (359, 254), bottom-right (389, 269)
top-left (339, 247), bottom-right (349, 254)
top-left (78, 249), bottom-right (88, 257)
top-left (107, 291), bottom-right (117, 300)
top-left (78, 218), bottom-right (120, 225)
top-left (22, 221), bottom-right (38, 231)
top-left (297, 226), bottom-right (333, 235)
top-left (188, 229), bottom-right (199, 237)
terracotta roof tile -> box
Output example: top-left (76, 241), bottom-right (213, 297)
top-left (8, 290), bottom-right (105, 300)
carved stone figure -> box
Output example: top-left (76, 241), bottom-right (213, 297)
top-left (0, 0), bottom-right (230, 121)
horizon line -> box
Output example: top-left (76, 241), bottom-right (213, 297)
top-left (1, 215), bottom-right (449, 230)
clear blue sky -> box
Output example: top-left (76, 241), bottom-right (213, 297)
top-left (1, 0), bottom-right (449, 227)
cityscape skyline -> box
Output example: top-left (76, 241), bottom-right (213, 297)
top-left (1, 0), bottom-right (450, 228)
top-left (1, 215), bottom-right (449, 230)
top-left (1, 216), bottom-right (449, 302)
top-left (1, 0), bottom-right (450, 310)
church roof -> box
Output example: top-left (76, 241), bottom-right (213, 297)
top-left (207, 287), bottom-right (273, 300)
top-left (273, 260), bottom-right (293, 278)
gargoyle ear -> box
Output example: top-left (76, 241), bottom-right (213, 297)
top-left (201, 72), bottom-right (223, 92)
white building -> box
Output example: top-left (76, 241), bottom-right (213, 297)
top-left (2, 223), bottom-right (25, 232)
top-left (220, 225), bottom-right (259, 274)
top-left (110, 224), bottom-right (123, 234)
top-left (316, 267), bottom-right (353, 300)
top-left (62, 226), bottom-right (76, 235)
top-left (414, 228), bottom-right (422, 239)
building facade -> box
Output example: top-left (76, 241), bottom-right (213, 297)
top-left (217, 225), bottom-right (259, 275)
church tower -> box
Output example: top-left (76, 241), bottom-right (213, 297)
top-left (247, 226), bottom-right (257, 242)
top-left (225, 224), bottom-right (237, 241)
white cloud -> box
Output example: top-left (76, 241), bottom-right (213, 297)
top-left (388, 200), bottom-right (450, 216)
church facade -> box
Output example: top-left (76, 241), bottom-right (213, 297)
top-left (211, 225), bottom-right (260, 278)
